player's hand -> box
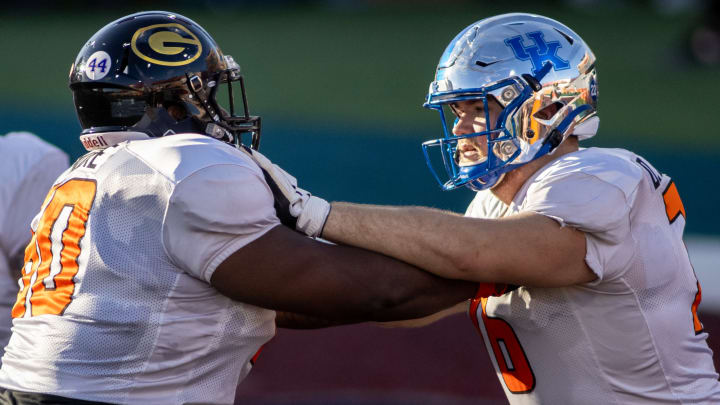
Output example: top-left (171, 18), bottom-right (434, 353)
top-left (242, 147), bottom-right (330, 237)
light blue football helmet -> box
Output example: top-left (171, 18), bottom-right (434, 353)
top-left (422, 13), bottom-right (599, 191)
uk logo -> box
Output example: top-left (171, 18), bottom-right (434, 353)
top-left (504, 31), bottom-right (570, 75)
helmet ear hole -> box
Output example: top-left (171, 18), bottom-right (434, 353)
top-left (165, 103), bottom-right (188, 121)
top-left (533, 101), bottom-right (563, 121)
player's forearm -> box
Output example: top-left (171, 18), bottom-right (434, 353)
top-left (377, 301), bottom-right (468, 328)
top-left (322, 203), bottom-right (593, 287)
top-left (322, 202), bottom-right (487, 281)
top-left (213, 225), bottom-right (476, 323)
top-left (312, 241), bottom-right (477, 322)
top-left (275, 311), bottom-right (347, 329)
top-left (361, 276), bottom-right (475, 323)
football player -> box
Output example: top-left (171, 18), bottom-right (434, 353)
top-left (0, 132), bottom-right (68, 362)
top-left (262, 13), bottom-right (720, 404)
top-left (0, 11), bottom-right (477, 405)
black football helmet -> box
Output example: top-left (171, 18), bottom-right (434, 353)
top-left (69, 11), bottom-right (261, 149)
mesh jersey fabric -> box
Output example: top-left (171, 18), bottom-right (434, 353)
top-left (0, 134), bottom-right (277, 404)
top-left (0, 132), bottom-right (68, 362)
top-left (466, 147), bottom-right (720, 404)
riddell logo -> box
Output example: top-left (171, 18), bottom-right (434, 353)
top-left (81, 135), bottom-right (108, 149)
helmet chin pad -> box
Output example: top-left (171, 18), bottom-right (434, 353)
top-left (467, 172), bottom-right (506, 192)
top-left (459, 160), bottom-right (513, 191)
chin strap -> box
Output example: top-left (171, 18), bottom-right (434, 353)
top-left (131, 107), bottom-right (205, 138)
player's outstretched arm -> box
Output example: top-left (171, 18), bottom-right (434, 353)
top-left (321, 204), bottom-right (595, 288)
top-left (244, 146), bottom-right (593, 288)
top-left (210, 224), bottom-right (477, 323)
top-left (275, 300), bottom-right (470, 329)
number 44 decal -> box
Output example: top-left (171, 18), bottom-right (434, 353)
top-left (88, 57), bottom-right (107, 73)
top-left (12, 179), bottom-right (97, 318)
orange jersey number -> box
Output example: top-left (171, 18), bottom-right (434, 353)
top-left (12, 179), bottom-right (97, 318)
top-left (470, 296), bottom-right (535, 394)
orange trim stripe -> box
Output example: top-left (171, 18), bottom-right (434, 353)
top-left (250, 344), bottom-right (267, 366)
top-left (662, 181), bottom-right (685, 223)
top-left (692, 281), bottom-right (703, 334)
top-left (528, 97), bottom-right (543, 144)
top-left (469, 297), bottom-right (482, 333)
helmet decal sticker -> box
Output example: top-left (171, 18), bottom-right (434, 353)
top-left (85, 51), bottom-right (112, 80)
top-left (131, 23), bottom-right (202, 66)
top-left (504, 31), bottom-right (570, 75)
top-left (589, 77), bottom-right (598, 102)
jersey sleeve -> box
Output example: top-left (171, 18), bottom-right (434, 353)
top-left (522, 170), bottom-right (638, 282)
top-left (0, 134), bottom-right (69, 263)
top-left (163, 163), bottom-right (280, 282)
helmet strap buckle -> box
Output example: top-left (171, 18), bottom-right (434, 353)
top-left (189, 75), bottom-right (203, 92)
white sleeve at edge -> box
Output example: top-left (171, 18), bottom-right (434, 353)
top-left (524, 172), bottom-right (634, 282)
top-left (163, 164), bottom-right (281, 283)
top-left (2, 149), bottom-right (69, 258)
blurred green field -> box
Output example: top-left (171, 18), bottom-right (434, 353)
top-left (1, 3), bottom-right (717, 150)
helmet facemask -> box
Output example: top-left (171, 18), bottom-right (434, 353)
top-left (423, 77), bottom-right (535, 191)
top-left (183, 55), bottom-right (261, 149)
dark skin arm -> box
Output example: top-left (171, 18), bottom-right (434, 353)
top-left (210, 225), bottom-right (476, 325)
top-left (274, 311), bottom-right (345, 329)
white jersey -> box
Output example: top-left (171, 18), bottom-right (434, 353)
top-left (466, 148), bottom-right (720, 404)
top-left (0, 132), bottom-right (68, 360)
top-left (0, 134), bottom-right (278, 404)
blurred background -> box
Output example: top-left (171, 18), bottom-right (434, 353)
top-left (1, 0), bottom-right (719, 403)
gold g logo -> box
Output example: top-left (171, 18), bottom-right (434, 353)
top-left (131, 24), bottom-right (202, 66)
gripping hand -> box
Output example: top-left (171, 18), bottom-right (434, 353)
top-left (242, 147), bottom-right (330, 237)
